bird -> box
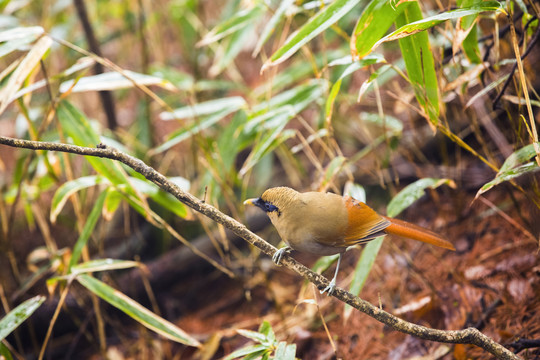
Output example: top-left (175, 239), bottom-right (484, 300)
top-left (244, 186), bottom-right (455, 295)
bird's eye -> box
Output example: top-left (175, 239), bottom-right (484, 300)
top-left (265, 203), bottom-right (278, 212)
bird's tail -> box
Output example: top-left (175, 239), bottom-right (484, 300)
top-left (383, 216), bottom-right (455, 251)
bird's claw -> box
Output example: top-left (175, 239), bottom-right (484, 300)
top-left (272, 247), bottom-right (291, 265)
top-left (320, 279), bottom-right (337, 296)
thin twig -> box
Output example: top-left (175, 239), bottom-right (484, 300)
top-left (0, 136), bottom-right (521, 360)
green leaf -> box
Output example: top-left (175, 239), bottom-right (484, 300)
top-left (209, 22), bottom-right (255, 76)
top-left (499, 142), bottom-right (540, 173)
top-left (154, 102), bottom-right (244, 154)
top-left (263, 0), bottom-right (362, 69)
top-left (344, 236), bottom-right (384, 320)
top-left (274, 342), bottom-right (296, 360)
top-left (159, 97), bottom-right (246, 121)
top-left (128, 177), bottom-right (189, 218)
top-left (0, 296), bottom-right (45, 341)
top-left (326, 55), bottom-right (385, 121)
top-left (68, 189), bottom-right (107, 270)
top-left (320, 156), bottom-right (347, 188)
top-left (462, 23), bottom-right (482, 64)
top-left (60, 70), bottom-right (176, 93)
top-left (311, 253), bottom-right (340, 274)
top-left (374, 1), bottom-right (502, 46)
top-left (76, 274), bottom-right (201, 347)
top-left (253, 0), bottom-right (295, 57)
top-left (0, 35), bottom-right (52, 115)
top-left (103, 187), bottom-right (123, 219)
top-left (71, 259), bottom-right (139, 274)
top-left (50, 175), bottom-right (106, 223)
top-left (239, 126), bottom-right (295, 176)
top-left (0, 342), bottom-right (14, 360)
top-left (57, 101), bottom-right (130, 186)
top-left (258, 320), bottom-right (275, 344)
top-left (198, 4), bottom-right (264, 46)
top-left (236, 329), bottom-right (267, 344)
top-left (476, 142), bottom-right (540, 197)
top-left (387, 178), bottom-right (455, 217)
top-left (351, 0), bottom-right (410, 59)
top-left (395, 2), bottom-right (440, 123)
top-left (0, 26), bottom-right (44, 58)
top-left (223, 344), bottom-right (268, 360)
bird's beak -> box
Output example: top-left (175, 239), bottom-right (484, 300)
top-left (243, 198), bottom-right (259, 206)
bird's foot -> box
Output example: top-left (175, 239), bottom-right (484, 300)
top-left (272, 246), bottom-right (291, 265)
top-left (320, 279), bottom-right (337, 296)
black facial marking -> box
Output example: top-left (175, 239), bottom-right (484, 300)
top-left (253, 198), bottom-right (280, 216)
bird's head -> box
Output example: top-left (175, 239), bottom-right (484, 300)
top-left (244, 187), bottom-right (302, 220)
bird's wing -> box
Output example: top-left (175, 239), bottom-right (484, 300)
top-left (342, 196), bottom-right (390, 246)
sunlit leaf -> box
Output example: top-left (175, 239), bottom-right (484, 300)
top-left (263, 0), bottom-right (362, 70)
top-left (476, 142), bottom-right (540, 197)
top-left (209, 22), bottom-right (254, 76)
top-left (71, 259), bottom-right (139, 274)
top-left (50, 175), bottom-right (106, 223)
top-left (198, 4), bottom-right (264, 46)
top-left (0, 26), bottom-right (44, 58)
top-left (395, 3), bottom-right (440, 123)
top-left (223, 344), bottom-right (268, 360)
top-left (240, 126), bottom-right (295, 176)
top-left (154, 106), bottom-right (241, 154)
top-left (373, 1), bottom-right (503, 47)
top-left (68, 190), bottom-right (107, 270)
top-left (274, 341), bottom-right (296, 360)
top-left (320, 156), bottom-right (346, 188)
top-left (0, 296), bottom-right (45, 341)
top-left (387, 178), bottom-right (455, 217)
top-left (59, 70), bottom-right (176, 93)
top-left (0, 35), bottom-right (52, 114)
top-left (77, 274), bottom-right (201, 347)
top-left (160, 96), bottom-right (246, 121)
top-left (252, 0), bottom-right (295, 57)
top-left (128, 177), bottom-right (189, 218)
top-left (351, 0), bottom-right (410, 59)
top-left (326, 55), bottom-right (385, 121)
top-left (57, 101), bottom-right (130, 186)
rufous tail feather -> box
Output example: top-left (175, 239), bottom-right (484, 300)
top-left (383, 216), bottom-right (455, 251)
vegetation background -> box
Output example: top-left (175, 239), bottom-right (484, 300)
top-left (0, 0), bottom-right (539, 359)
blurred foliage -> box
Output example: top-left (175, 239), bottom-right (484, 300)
top-left (0, 0), bottom-right (539, 358)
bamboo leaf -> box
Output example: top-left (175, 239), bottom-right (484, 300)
top-left (77, 274), bottom-right (201, 347)
top-left (68, 190), bottom-right (107, 270)
top-left (373, 1), bottom-right (502, 47)
top-left (60, 70), bottom-right (176, 93)
top-left (344, 236), bottom-right (384, 320)
top-left (71, 259), bottom-right (139, 274)
top-left (0, 296), bottom-right (45, 341)
top-left (476, 142), bottom-right (540, 197)
top-left (387, 178), bottom-right (455, 217)
top-left (50, 175), bottom-right (106, 223)
top-left (395, 3), bottom-right (440, 123)
top-left (198, 5), bottom-right (264, 46)
top-left (252, 0), bottom-right (295, 57)
top-left (57, 101), bottom-right (130, 186)
top-left (0, 35), bottom-right (52, 115)
top-left (263, 0), bottom-right (362, 70)
top-left (159, 96), bottom-right (246, 121)
top-left (351, 0), bottom-right (410, 59)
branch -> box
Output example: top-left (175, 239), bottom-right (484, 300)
top-left (0, 136), bottom-right (521, 360)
